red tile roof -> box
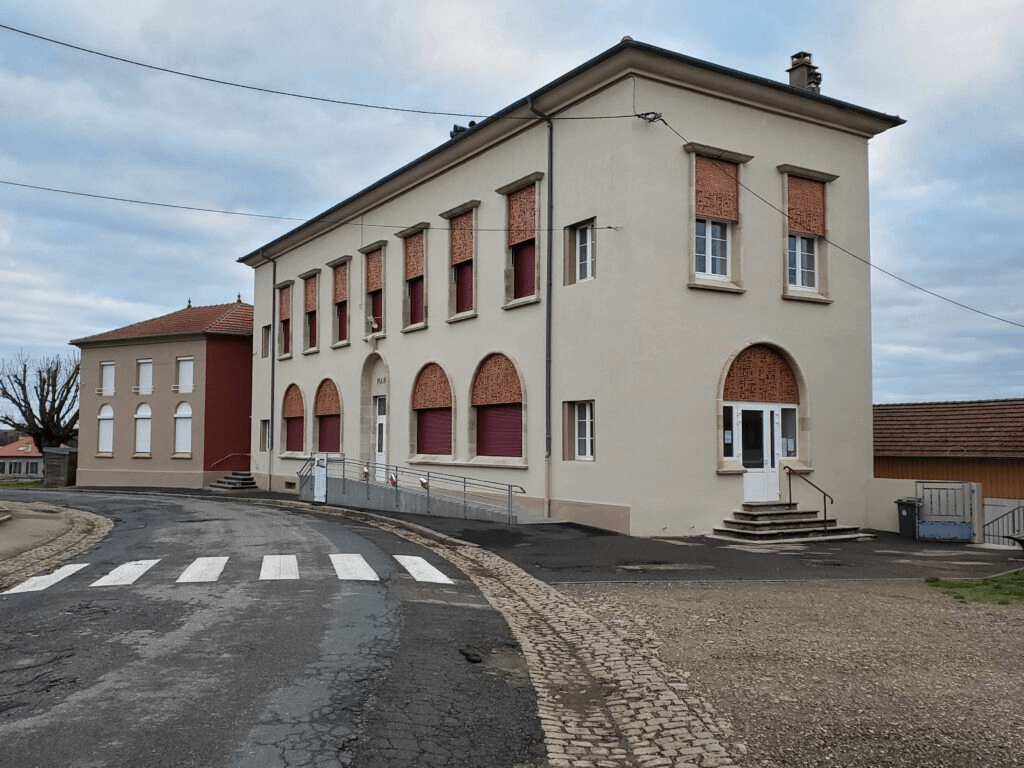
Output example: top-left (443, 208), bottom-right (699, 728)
top-left (0, 436), bottom-right (42, 458)
top-left (874, 399), bottom-right (1024, 458)
top-left (71, 301), bottom-right (253, 346)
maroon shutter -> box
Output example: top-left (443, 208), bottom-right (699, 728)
top-left (336, 300), bottom-right (348, 342)
top-left (417, 408), bottom-right (452, 455)
top-left (286, 416), bottom-right (304, 452)
top-left (409, 277), bottom-right (424, 324)
top-left (476, 404), bottom-right (522, 457)
top-left (455, 261), bottom-right (473, 313)
top-left (371, 290), bottom-right (383, 332)
top-left (513, 241), bottom-right (535, 298)
top-left (307, 311), bottom-right (316, 347)
top-left (281, 318), bottom-right (291, 354)
top-left (318, 414), bottom-right (340, 452)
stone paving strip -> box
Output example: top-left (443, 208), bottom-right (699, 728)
top-left (0, 503), bottom-right (113, 592)
top-left (341, 510), bottom-right (749, 768)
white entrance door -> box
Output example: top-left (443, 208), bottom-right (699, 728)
top-left (738, 405), bottom-right (782, 502)
top-left (374, 396), bottom-right (387, 481)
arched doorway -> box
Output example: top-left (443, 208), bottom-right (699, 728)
top-left (722, 345), bottom-right (801, 502)
top-left (360, 354), bottom-right (389, 479)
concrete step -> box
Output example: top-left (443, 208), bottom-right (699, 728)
top-left (712, 523), bottom-right (863, 542)
top-left (721, 517), bottom-right (838, 532)
top-left (732, 509), bottom-right (821, 523)
top-left (210, 472), bottom-right (257, 491)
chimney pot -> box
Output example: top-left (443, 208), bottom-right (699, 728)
top-left (787, 51), bottom-right (821, 93)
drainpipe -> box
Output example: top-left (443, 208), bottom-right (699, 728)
top-left (528, 96), bottom-right (554, 518)
top-left (267, 251), bottom-right (277, 492)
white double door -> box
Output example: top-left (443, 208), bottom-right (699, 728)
top-left (729, 403), bottom-right (797, 502)
top-left (374, 396), bottom-right (387, 481)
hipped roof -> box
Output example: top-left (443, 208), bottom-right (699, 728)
top-left (71, 302), bottom-right (252, 347)
top-left (874, 400), bottom-right (1024, 458)
top-left (0, 436), bottom-right (42, 458)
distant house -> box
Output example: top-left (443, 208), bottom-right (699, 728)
top-left (874, 399), bottom-right (1024, 501)
top-left (0, 436), bottom-right (44, 481)
top-left (71, 300), bottom-right (253, 488)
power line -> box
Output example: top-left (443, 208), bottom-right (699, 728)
top-left (653, 115), bottom-right (1024, 331)
top-left (0, 23), bottom-right (635, 121)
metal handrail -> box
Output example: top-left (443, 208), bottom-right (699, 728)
top-left (784, 466), bottom-right (834, 533)
top-left (983, 504), bottom-right (1024, 545)
top-left (209, 452), bottom-right (251, 470)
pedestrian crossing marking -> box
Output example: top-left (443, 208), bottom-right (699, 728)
top-left (259, 555), bottom-right (299, 580)
top-left (176, 556), bottom-right (230, 583)
top-left (329, 554), bottom-right (379, 581)
top-left (2, 563), bottom-right (91, 594)
top-left (394, 555), bottom-right (454, 584)
top-left (90, 559), bottom-right (161, 587)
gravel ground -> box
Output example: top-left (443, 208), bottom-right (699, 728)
top-left (564, 578), bottom-right (1024, 768)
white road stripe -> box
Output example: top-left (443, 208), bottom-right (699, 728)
top-left (176, 556), bottom-right (230, 583)
top-left (329, 554), bottom-right (380, 581)
top-left (259, 555), bottom-right (299, 580)
top-left (393, 555), bottom-right (454, 584)
top-left (2, 563), bottom-right (91, 594)
top-left (90, 559), bottom-right (161, 587)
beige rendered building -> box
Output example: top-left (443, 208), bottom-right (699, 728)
top-left (240, 40), bottom-right (903, 536)
top-left (72, 301), bottom-right (253, 488)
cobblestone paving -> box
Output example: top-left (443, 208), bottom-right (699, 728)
top-left (0, 503), bottom-right (112, 591)
top-left (344, 510), bottom-right (748, 768)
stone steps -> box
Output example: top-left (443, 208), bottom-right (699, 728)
top-left (210, 472), bottom-right (257, 491)
top-left (713, 501), bottom-right (864, 543)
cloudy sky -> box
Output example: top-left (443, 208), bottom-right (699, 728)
top-left (1, 0), bottom-right (1021, 404)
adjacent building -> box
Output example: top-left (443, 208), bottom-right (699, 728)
top-left (240, 40), bottom-right (903, 535)
top-left (72, 300), bottom-right (253, 488)
top-left (0, 436), bottom-right (44, 481)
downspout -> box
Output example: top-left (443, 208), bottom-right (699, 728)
top-left (528, 96), bottom-right (554, 518)
top-left (268, 251), bottom-right (277, 493)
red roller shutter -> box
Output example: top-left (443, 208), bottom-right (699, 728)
top-left (512, 241), bottom-right (535, 299)
top-left (476, 404), bottom-right (522, 457)
top-left (408, 276), bottom-right (424, 325)
top-left (417, 408), bottom-right (452, 455)
top-left (455, 261), bottom-right (473, 313)
top-left (286, 416), bottom-right (304, 452)
top-left (318, 414), bottom-right (340, 452)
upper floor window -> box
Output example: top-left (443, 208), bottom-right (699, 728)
top-left (779, 165), bottom-right (837, 302)
top-left (362, 243), bottom-right (386, 336)
top-left (564, 219), bottom-right (596, 285)
top-left (788, 234), bottom-right (817, 289)
top-left (175, 357), bottom-right (194, 393)
top-left (261, 325), bottom-right (271, 358)
top-left (441, 202), bottom-right (479, 319)
top-left (301, 270), bottom-right (320, 352)
top-left (696, 218), bottom-right (728, 277)
top-left (277, 282), bottom-right (293, 356)
top-left (328, 257), bottom-right (350, 345)
top-left (564, 400), bottom-right (595, 460)
top-left (399, 224), bottom-right (429, 330)
top-left (498, 174), bottom-right (542, 305)
top-left (135, 359), bottom-right (153, 395)
top-left (99, 361), bottom-right (115, 396)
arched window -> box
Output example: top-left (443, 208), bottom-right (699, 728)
top-left (134, 403), bottom-right (152, 454)
top-left (314, 380), bottom-right (341, 452)
top-left (174, 402), bottom-right (193, 455)
top-left (412, 363), bottom-right (453, 455)
top-left (282, 384), bottom-right (305, 453)
top-left (98, 404), bottom-right (114, 453)
top-left (471, 354), bottom-right (523, 457)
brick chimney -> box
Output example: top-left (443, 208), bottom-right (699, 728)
top-left (788, 51), bottom-right (821, 93)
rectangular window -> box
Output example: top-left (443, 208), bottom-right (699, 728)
top-left (400, 226), bottom-right (427, 329)
top-left (331, 260), bottom-right (350, 344)
top-left (576, 223), bottom-right (594, 281)
top-left (318, 414), bottom-right (341, 453)
top-left (27, 461), bottom-right (39, 475)
top-left (261, 325), bottom-right (271, 358)
top-left (286, 416), bottom-right (304, 453)
top-left (512, 241), bottom-right (536, 299)
top-left (8, 462), bottom-right (21, 475)
top-left (99, 361), bottom-right (115, 395)
top-left (369, 290), bottom-right (383, 334)
top-left (135, 359), bottom-right (153, 395)
top-left (696, 218), bottom-right (729, 277)
top-left (723, 405), bottom-right (734, 458)
top-left (175, 357), bottom-right (194, 393)
top-left (574, 402), bottom-right (594, 460)
top-left (781, 407), bottom-right (797, 458)
top-left (788, 235), bottom-right (816, 289)
top-left (0, 462), bottom-right (5, 474)
top-left (302, 272), bottom-right (319, 351)
top-left (500, 176), bottom-right (541, 304)
top-left (476, 404), bottom-right (522, 458)
top-left (442, 204), bottom-right (477, 317)
top-left (259, 419), bottom-right (271, 452)
top-left (364, 245), bottom-right (385, 335)
top-left (278, 283), bottom-right (293, 356)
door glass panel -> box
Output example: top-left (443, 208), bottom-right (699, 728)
top-left (722, 406), bottom-right (733, 458)
top-left (376, 423), bottom-right (384, 452)
top-left (769, 412), bottom-right (776, 469)
top-left (741, 410), bottom-right (764, 469)
top-left (781, 408), bottom-right (797, 457)
top-left (377, 397), bottom-right (386, 416)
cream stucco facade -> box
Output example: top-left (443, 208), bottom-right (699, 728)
top-left (241, 40), bottom-right (902, 536)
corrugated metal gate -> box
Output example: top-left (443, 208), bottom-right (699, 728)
top-left (916, 481), bottom-right (978, 542)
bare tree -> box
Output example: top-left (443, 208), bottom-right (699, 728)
top-left (0, 352), bottom-right (80, 449)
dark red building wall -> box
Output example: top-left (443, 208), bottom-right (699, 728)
top-left (203, 335), bottom-right (253, 472)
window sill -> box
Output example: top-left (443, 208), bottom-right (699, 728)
top-left (365, 331), bottom-right (386, 341)
top-left (401, 322), bottom-right (427, 334)
top-left (456, 457), bottom-right (528, 469)
top-left (688, 280), bottom-right (746, 294)
top-left (501, 295), bottom-right (540, 311)
top-left (445, 310), bottom-right (477, 324)
top-left (277, 353), bottom-right (293, 361)
top-left (330, 340), bottom-right (351, 349)
top-left (131, 453), bottom-right (151, 460)
top-left (278, 451), bottom-right (309, 460)
top-left (95, 452), bottom-right (114, 459)
top-left (171, 453), bottom-right (193, 460)
top-left (782, 291), bottom-right (832, 305)
top-left (407, 455), bottom-right (455, 465)
top-left (302, 347), bottom-right (320, 356)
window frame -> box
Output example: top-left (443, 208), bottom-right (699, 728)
top-left (787, 233), bottom-right (817, 290)
top-left (174, 357), bottom-right (194, 394)
top-left (779, 164), bottom-right (838, 303)
top-left (173, 402), bottom-right (193, 456)
top-left (98, 361), bottom-right (115, 396)
top-left (134, 403), bottom-right (152, 456)
top-left (695, 217), bottom-right (730, 279)
top-left (327, 255), bottom-right (352, 347)
top-left (497, 173), bottom-right (543, 308)
top-left (134, 359), bottom-right (153, 395)
top-left (299, 269), bottom-right (320, 353)
top-left (276, 280), bottom-right (294, 357)
top-left (360, 241), bottom-right (387, 337)
top-left (97, 404), bottom-right (114, 454)
top-left (441, 201), bottom-right (479, 321)
top-left (563, 400), bottom-right (596, 461)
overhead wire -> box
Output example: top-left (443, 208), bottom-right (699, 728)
top-left (652, 115), bottom-right (1024, 331)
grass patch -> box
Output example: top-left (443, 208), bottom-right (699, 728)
top-left (928, 569), bottom-right (1024, 605)
top-left (0, 480), bottom-right (43, 489)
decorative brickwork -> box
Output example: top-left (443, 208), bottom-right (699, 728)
top-left (278, 286), bottom-right (291, 320)
top-left (412, 363), bottom-right (453, 410)
top-left (314, 379), bottom-right (340, 416)
top-left (695, 156), bottom-right (739, 221)
top-left (304, 275), bottom-right (317, 312)
top-left (366, 249), bottom-right (383, 292)
top-left (724, 345), bottom-right (800, 403)
top-left (507, 185), bottom-right (536, 246)
top-left (282, 384), bottom-right (304, 417)
top-left (404, 231), bottom-right (424, 280)
top-left (472, 354), bottom-right (523, 406)
top-left (788, 176), bottom-right (825, 235)
top-left (333, 263), bottom-right (348, 303)
top-left (450, 211), bottom-right (474, 265)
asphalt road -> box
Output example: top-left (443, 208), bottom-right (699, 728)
top-left (0, 492), bottom-right (544, 768)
